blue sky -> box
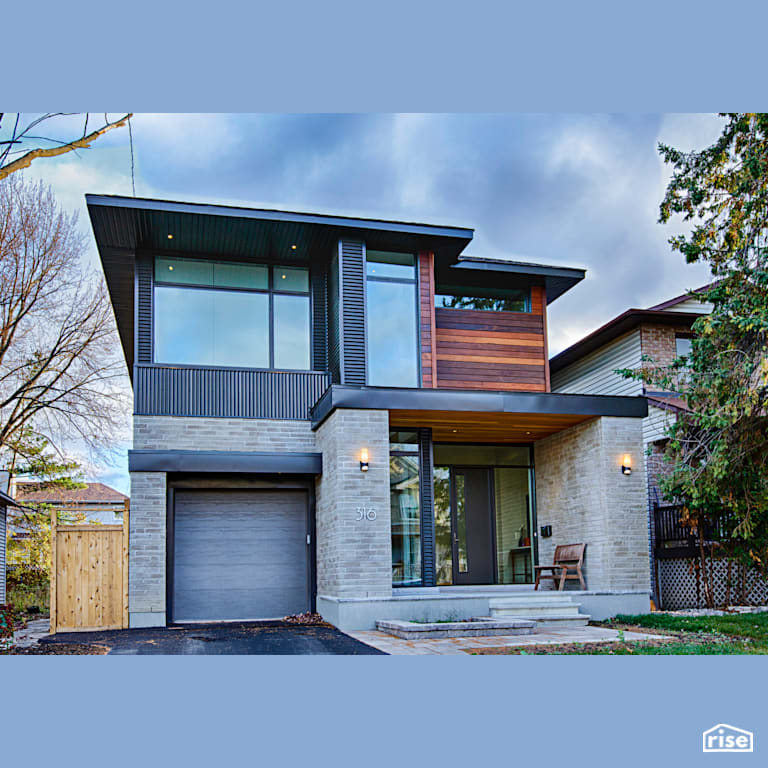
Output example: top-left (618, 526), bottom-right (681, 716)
top-left (17, 112), bottom-right (722, 493)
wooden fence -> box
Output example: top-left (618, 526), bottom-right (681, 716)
top-left (50, 502), bottom-right (129, 633)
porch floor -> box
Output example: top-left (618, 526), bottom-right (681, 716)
top-left (348, 625), bottom-right (668, 655)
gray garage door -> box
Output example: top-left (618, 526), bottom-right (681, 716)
top-left (173, 490), bottom-right (309, 622)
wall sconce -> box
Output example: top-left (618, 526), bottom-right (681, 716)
top-left (360, 448), bottom-right (369, 472)
top-left (621, 454), bottom-right (632, 475)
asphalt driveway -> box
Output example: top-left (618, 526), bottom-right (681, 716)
top-left (40, 622), bottom-right (385, 655)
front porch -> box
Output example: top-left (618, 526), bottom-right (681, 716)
top-left (312, 388), bottom-right (652, 630)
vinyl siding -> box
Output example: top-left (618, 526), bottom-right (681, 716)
top-left (0, 507), bottom-right (6, 604)
top-left (551, 328), bottom-right (643, 396)
top-left (643, 405), bottom-right (676, 445)
top-left (665, 297), bottom-right (713, 314)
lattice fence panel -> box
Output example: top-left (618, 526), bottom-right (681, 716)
top-left (658, 557), bottom-right (768, 609)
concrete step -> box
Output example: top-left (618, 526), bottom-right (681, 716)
top-left (491, 603), bottom-right (583, 618)
top-left (489, 594), bottom-right (590, 627)
top-left (512, 614), bottom-right (591, 628)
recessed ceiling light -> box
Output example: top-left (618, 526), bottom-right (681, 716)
top-left (452, 429), bottom-right (458, 433)
top-left (167, 234), bottom-right (173, 239)
top-left (525, 431), bottom-right (531, 435)
top-left (281, 274), bottom-right (287, 279)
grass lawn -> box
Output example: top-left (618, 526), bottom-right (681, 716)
top-left (472, 611), bottom-right (768, 655)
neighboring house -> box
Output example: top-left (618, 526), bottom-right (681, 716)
top-left (549, 286), bottom-right (712, 605)
top-left (87, 194), bottom-right (651, 630)
top-left (0, 471), bottom-right (22, 604)
top-left (13, 482), bottom-right (129, 525)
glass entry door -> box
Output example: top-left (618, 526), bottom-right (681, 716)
top-left (434, 452), bottom-right (535, 587)
top-left (451, 468), bottom-right (495, 585)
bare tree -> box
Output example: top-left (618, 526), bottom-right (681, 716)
top-left (0, 174), bottom-right (129, 472)
top-left (0, 113), bottom-right (132, 180)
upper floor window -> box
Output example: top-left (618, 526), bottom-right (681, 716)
top-left (154, 257), bottom-right (310, 370)
top-left (675, 335), bottom-right (693, 361)
top-left (366, 251), bottom-right (419, 387)
top-left (435, 285), bottom-right (530, 313)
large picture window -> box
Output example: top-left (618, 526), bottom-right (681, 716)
top-left (154, 257), bottom-right (311, 370)
top-left (366, 250), bottom-right (418, 387)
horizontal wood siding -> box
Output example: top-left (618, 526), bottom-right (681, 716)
top-left (551, 328), bottom-right (643, 396)
top-left (435, 286), bottom-right (547, 391)
top-left (418, 251), bottom-right (437, 387)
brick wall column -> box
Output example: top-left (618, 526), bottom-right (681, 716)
top-left (534, 416), bottom-right (650, 593)
top-left (315, 409), bottom-right (392, 598)
top-left (128, 471), bottom-right (167, 627)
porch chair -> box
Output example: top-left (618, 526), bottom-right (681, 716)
top-left (534, 543), bottom-right (586, 590)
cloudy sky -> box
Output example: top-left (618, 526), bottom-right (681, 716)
top-left (18, 112), bottom-right (723, 491)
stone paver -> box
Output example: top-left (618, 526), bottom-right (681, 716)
top-left (349, 625), bottom-right (669, 655)
top-left (12, 618), bottom-right (50, 648)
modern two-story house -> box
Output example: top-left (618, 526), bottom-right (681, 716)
top-left (88, 194), bottom-right (651, 630)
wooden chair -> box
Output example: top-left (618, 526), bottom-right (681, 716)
top-left (534, 543), bottom-right (586, 590)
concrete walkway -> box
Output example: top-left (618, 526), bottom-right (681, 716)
top-left (12, 618), bottom-right (50, 648)
top-left (349, 625), bottom-right (667, 655)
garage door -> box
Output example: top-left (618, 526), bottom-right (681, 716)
top-left (173, 490), bottom-right (309, 622)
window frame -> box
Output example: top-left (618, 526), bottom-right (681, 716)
top-left (433, 284), bottom-right (532, 314)
top-left (153, 255), bottom-right (314, 372)
top-left (389, 430), bottom-right (423, 588)
top-left (364, 249), bottom-right (421, 388)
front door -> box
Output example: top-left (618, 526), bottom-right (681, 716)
top-left (452, 468), bottom-right (495, 585)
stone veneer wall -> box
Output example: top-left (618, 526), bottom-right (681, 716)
top-left (534, 416), bottom-right (650, 593)
top-left (314, 409), bottom-right (392, 599)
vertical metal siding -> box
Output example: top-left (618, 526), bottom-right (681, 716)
top-left (327, 247), bottom-right (342, 383)
top-left (311, 263), bottom-right (328, 372)
top-left (135, 253), bottom-right (153, 363)
top-left (418, 428), bottom-right (436, 587)
top-left (134, 365), bottom-right (331, 419)
top-left (340, 239), bottom-right (367, 385)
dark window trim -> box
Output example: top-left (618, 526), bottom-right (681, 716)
top-left (152, 254), bottom-right (313, 370)
top-left (364, 249), bottom-right (421, 388)
top-left (434, 286), bottom-right (531, 314)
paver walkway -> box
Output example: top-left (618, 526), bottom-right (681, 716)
top-left (12, 618), bottom-right (50, 648)
top-left (349, 625), bottom-right (667, 655)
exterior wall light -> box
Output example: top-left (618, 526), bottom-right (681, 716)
top-left (622, 454), bottom-right (632, 475)
top-left (360, 448), bottom-right (369, 472)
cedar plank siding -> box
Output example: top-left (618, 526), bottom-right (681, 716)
top-left (418, 251), bottom-right (437, 387)
top-left (435, 285), bottom-right (548, 392)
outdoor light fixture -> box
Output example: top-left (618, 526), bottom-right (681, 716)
top-left (168, 265), bottom-right (174, 271)
top-left (622, 454), bottom-right (632, 476)
top-left (360, 448), bottom-right (369, 472)
top-left (291, 244), bottom-right (297, 250)
top-left (167, 234), bottom-right (173, 239)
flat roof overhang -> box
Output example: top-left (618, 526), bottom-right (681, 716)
top-left (128, 449), bottom-right (322, 474)
top-left (86, 194), bottom-right (475, 373)
top-left (311, 385), bottom-right (647, 442)
top-left (444, 256), bottom-right (586, 304)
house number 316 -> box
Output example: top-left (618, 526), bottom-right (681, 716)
top-left (356, 507), bottom-right (377, 521)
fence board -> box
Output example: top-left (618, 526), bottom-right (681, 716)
top-left (50, 506), bottom-right (129, 633)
